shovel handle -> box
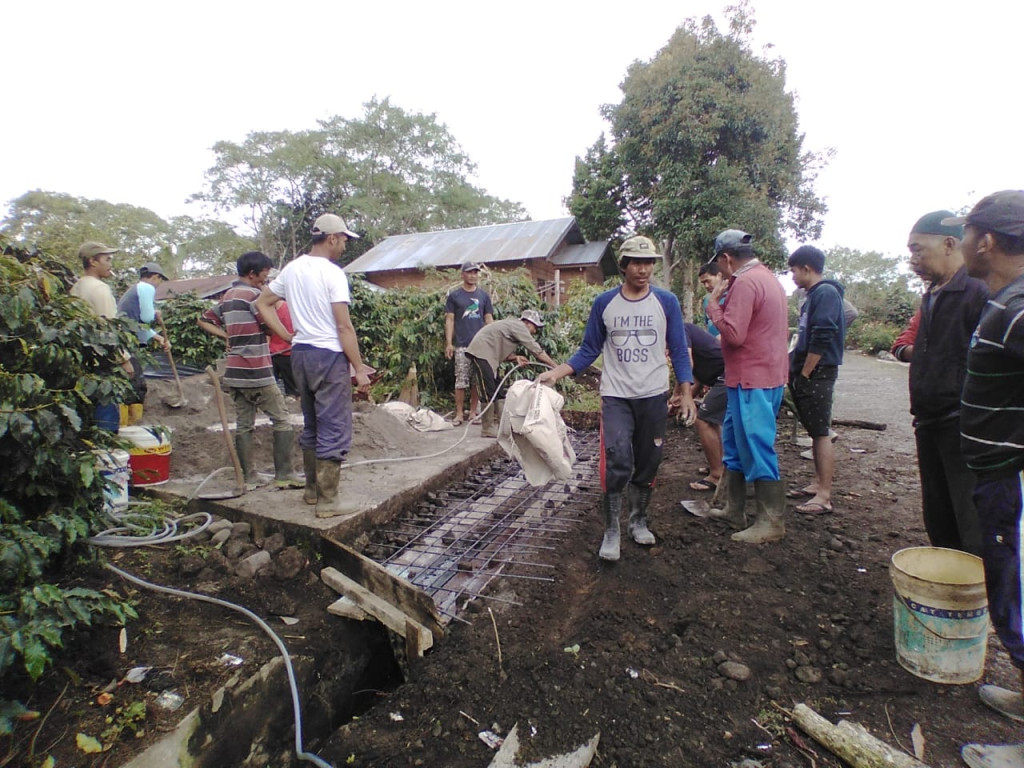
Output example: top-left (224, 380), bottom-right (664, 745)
top-left (158, 316), bottom-right (185, 399)
top-left (206, 366), bottom-right (245, 493)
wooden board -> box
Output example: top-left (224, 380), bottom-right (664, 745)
top-left (326, 596), bottom-right (369, 621)
top-left (321, 567), bottom-right (433, 656)
top-left (321, 535), bottom-right (445, 642)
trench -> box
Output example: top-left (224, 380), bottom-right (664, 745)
top-left (139, 430), bottom-right (602, 768)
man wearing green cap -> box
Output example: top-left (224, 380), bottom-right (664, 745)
top-left (891, 211), bottom-right (988, 556)
top-left (538, 235), bottom-right (696, 561)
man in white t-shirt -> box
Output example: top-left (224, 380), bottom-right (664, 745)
top-left (257, 214), bottom-right (370, 518)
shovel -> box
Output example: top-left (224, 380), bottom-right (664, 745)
top-left (198, 366), bottom-right (246, 500)
top-left (158, 317), bottom-right (188, 408)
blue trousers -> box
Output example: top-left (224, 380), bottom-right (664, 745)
top-left (974, 471), bottom-right (1024, 669)
top-left (722, 385), bottom-right (783, 482)
top-left (600, 394), bottom-right (668, 494)
top-left (292, 344), bottom-right (352, 462)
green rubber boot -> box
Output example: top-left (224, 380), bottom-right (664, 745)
top-left (708, 469), bottom-right (747, 529)
top-left (272, 430), bottom-right (304, 489)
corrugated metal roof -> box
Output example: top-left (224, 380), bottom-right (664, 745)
top-left (156, 274), bottom-right (237, 301)
top-left (346, 217), bottom-right (585, 274)
top-left (550, 241), bottom-right (613, 269)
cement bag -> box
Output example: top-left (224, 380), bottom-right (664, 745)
top-left (498, 379), bottom-right (576, 486)
top-left (378, 402), bottom-right (452, 432)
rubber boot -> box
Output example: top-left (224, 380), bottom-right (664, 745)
top-left (732, 479), bottom-right (786, 544)
top-left (708, 469), bottom-right (747, 529)
top-left (302, 449), bottom-right (317, 505)
top-left (315, 459), bottom-right (362, 519)
top-left (961, 743), bottom-right (1024, 768)
top-left (627, 485), bottom-right (655, 546)
top-left (599, 492), bottom-right (623, 561)
top-left (493, 399), bottom-right (506, 435)
top-left (480, 401), bottom-right (498, 438)
top-left (235, 432), bottom-right (264, 489)
top-left (272, 431), bottom-right (305, 489)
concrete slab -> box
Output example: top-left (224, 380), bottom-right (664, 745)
top-left (148, 425), bottom-right (503, 544)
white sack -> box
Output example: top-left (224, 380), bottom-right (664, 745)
top-left (498, 380), bottom-right (576, 486)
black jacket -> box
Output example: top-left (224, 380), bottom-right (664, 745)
top-left (909, 266), bottom-right (989, 423)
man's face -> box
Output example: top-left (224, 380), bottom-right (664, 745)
top-left (92, 253), bottom-right (113, 279)
top-left (462, 269), bottom-right (479, 287)
top-left (907, 233), bottom-right (954, 283)
top-left (252, 268), bottom-right (271, 288)
top-left (622, 258), bottom-right (655, 290)
top-left (699, 272), bottom-right (721, 293)
top-left (715, 253), bottom-right (735, 279)
top-left (789, 264), bottom-right (813, 290)
top-left (329, 233), bottom-right (349, 260)
top-left (960, 225), bottom-right (988, 280)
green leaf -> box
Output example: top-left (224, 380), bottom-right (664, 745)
top-left (76, 732), bottom-right (104, 753)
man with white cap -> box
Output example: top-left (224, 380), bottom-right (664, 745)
top-left (947, 190), bottom-right (1024, 768)
top-left (704, 229), bottom-right (789, 544)
top-left (465, 309), bottom-right (557, 438)
top-left (256, 213), bottom-right (370, 518)
top-left (538, 235), bottom-right (695, 561)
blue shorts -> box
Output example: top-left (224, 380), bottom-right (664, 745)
top-left (722, 386), bottom-right (783, 482)
top-left (974, 471), bottom-right (1024, 668)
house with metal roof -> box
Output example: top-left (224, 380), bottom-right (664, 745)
top-left (155, 274), bottom-right (238, 302)
top-left (344, 217), bottom-right (616, 305)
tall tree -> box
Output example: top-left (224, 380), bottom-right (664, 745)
top-left (193, 97), bottom-right (528, 264)
top-left (567, 3), bottom-right (828, 281)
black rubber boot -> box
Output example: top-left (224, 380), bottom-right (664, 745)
top-left (272, 430), bottom-right (304, 489)
top-left (235, 432), bottom-right (263, 489)
top-left (708, 469), bottom-right (747, 529)
top-left (627, 485), bottom-right (655, 545)
top-left (599, 492), bottom-right (623, 561)
top-left (733, 479), bottom-right (786, 544)
top-left (302, 449), bottom-right (317, 505)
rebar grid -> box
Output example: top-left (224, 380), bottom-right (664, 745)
top-left (374, 431), bottom-right (601, 620)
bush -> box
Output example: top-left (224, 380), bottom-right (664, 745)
top-left (846, 319), bottom-right (900, 355)
top-left (160, 291), bottom-right (224, 369)
top-left (0, 247), bottom-right (137, 732)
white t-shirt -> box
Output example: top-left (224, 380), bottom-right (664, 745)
top-left (268, 254), bottom-right (351, 353)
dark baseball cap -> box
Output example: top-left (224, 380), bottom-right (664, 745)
top-left (942, 191), bottom-right (1024, 238)
top-left (910, 210), bottom-right (962, 239)
top-left (140, 262), bottom-right (169, 280)
top-left (710, 229), bottom-right (753, 263)
top-left (461, 261), bottom-right (481, 272)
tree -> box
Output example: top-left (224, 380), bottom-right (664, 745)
top-left (0, 191), bottom-right (254, 277)
top-left (567, 2), bottom-right (828, 283)
top-left (193, 97), bottom-right (528, 264)
top-left (825, 246), bottom-right (917, 326)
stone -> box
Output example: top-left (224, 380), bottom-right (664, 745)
top-left (273, 546), bottom-right (307, 580)
top-left (230, 521), bottom-right (252, 539)
top-left (236, 550), bottom-right (271, 579)
top-left (210, 529), bottom-right (231, 547)
top-left (261, 532), bottom-right (286, 555)
top-left (718, 661), bottom-right (751, 682)
top-left (794, 666), bottom-right (823, 684)
top-left (206, 519), bottom-right (232, 536)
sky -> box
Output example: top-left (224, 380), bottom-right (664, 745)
top-left (2, 0), bottom-right (1022, 259)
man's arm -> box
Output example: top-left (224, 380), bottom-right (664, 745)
top-left (444, 312), bottom-right (455, 359)
top-left (255, 288), bottom-right (292, 341)
top-left (197, 318), bottom-right (228, 342)
top-left (706, 278), bottom-right (754, 346)
top-left (891, 307), bottom-right (920, 362)
top-left (332, 302), bottom-right (370, 393)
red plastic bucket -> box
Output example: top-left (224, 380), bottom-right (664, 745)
top-left (119, 426), bottom-right (172, 486)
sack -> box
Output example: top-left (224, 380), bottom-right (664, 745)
top-left (843, 298), bottom-right (859, 327)
top-left (498, 380), bottom-right (576, 486)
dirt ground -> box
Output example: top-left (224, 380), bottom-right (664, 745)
top-left (5, 354), bottom-right (1022, 768)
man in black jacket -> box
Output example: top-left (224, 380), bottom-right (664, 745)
top-left (893, 211), bottom-right (988, 554)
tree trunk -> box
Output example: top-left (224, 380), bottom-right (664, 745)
top-left (680, 261), bottom-right (695, 323)
top-left (791, 703), bottom-right (930, 768)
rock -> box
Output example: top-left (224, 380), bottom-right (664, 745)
top-left (712, 649), bottom-right (729, 664)
top-left (828, 668), bottom-right (848, 686)
top-left (224, 538), bottom-right (252, 561)
top-left (793, 651), bottom-right (811, 666)
top-left (718, 661), bottom-right (751, 682)
top-left (177, 554), bottom-right (205, 576)
top-left (259, 592), bottom-right (297, 617)
top-left (261, 532), bottom-right (286, 555)
top-left (230, 521), bottom-right (252, 539)
top-left (207, 519), bottom-right (232, 536)
top-left (794, 666), bottom-right (822, 684)
top-left (210, 529), bottom-right (231, 547)
top-left (828, 537), bottom-right (844, 551)
top-left (236, 550), bottom-right (271, 579)
top-left (273, 546), bottom-right (307, 580)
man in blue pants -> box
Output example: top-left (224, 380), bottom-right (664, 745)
top-left (539, 235), bottom-right (695, 561)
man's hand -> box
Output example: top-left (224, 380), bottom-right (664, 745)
top-left (153, 334), bottom-right (171, 351)
top-left (709, 280), bottom-right (728, 304)
top-left (513, 355), bottom-right (529, 367)
top-left (668, 388), bottom-right (697, 426)
top-left (445, 343), bottom-right (455, 360)
top-left (354, 371), bottom-right (371, 395)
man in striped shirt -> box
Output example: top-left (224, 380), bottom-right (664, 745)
top-left (949, 191), bottom-right (1024, 767)
top-left (199, 251), bottom-right (303, 490)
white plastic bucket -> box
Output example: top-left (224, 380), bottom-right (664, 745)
top-left (96, 449), bottom-right (131, 511)
top-left (119, 426), bottom-right (172, 486)
top-left (890, 546), bottom-right (989, 684)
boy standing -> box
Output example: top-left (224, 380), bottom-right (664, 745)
top-left (199, 251), bottom-right (303, 490)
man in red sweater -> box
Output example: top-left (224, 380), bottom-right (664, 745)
top-left (705, 230), bottom-right (790, 543)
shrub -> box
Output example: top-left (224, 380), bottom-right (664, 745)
top-left (160, 291), bottom-right (224, 369)
top-left (846, 319), bottom-right (900, 355)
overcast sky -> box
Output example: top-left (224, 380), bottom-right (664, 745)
top-left (2, 0), bottom-right (1021, 259)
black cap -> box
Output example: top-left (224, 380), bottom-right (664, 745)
top-left (942, 191), bottom-right (1024, 238)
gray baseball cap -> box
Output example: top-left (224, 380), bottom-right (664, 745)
top-left (520, 309), bottom-right (545, 328)
top-left (140, 262), bottom-right (168, 280)
top-left (711, 229), bottom-right (753, 263)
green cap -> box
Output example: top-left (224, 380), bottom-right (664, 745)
top-left (78, 241), bottom-right (119, 261)
top-left (910, 210), bottom-right (962, 239)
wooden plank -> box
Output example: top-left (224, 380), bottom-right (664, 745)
top-left (320, 567), bottom-right (433, 655)
top-left (321, 535), bottom-right (445, 642)
top-left (326, 596), bottom-right (369, 621)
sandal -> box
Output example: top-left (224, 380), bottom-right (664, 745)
top-left (786, 487), bottom-right (814, 499)
top-left (794, 501), bottom-right (833, 515)
top-left (689, 478), bottom-right (718, 492)
top-left (451, 416), bottom-right (464, 427)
